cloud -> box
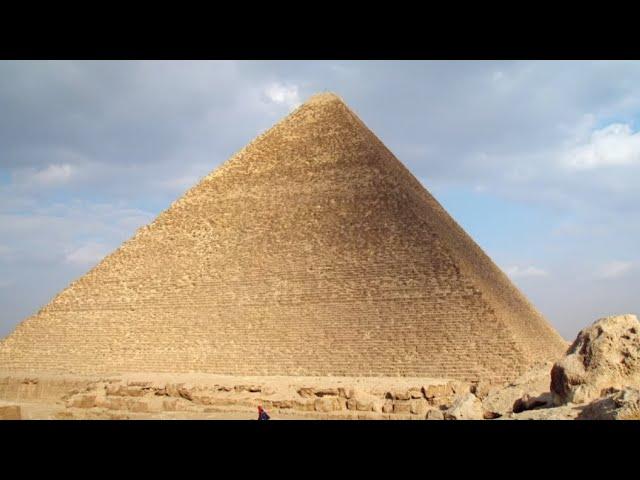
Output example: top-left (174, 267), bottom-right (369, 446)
top-left (262, 83), bottom-right (301, 110)
top-left (563, 123), bottom-right (640, 170)
top-left (65, 242), bottom-right (111, 267)
top-left (598, 260), bottom-right (635, 279)
top-left (504, 265), bottom-right (549, 278)
top-left (24, 163), bottom-right (76, 186)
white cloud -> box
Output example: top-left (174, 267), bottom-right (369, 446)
top-left (65, 242), bottom-right (111, 267)
top-left (598, 260), bottom-right (635, 279)
top-left (505, 265), bottom-right (549, 278)
top-left (263, 83), bottom-right (301, 110)
top-left (563, 123), bottom-right (640, 170)
top-left (13, 163), bottom-right (77, 187)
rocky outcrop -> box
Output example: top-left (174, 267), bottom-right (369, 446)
top-left (578, 388), bottom-right (640, 420)
top-left (551, 314), bottom-right (640, 404)
top-left (482, 361), bottom-right (554, 417)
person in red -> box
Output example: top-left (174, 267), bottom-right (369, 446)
top-left (257, 405), bottom-right (270, 420)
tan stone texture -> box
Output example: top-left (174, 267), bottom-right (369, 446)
top-left (551, 314), bottom-right (640, 404)
top-left (0, 93), bottom-right (566, 382)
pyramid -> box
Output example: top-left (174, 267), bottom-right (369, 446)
top-left (0, 93), bottom-right (566, 382)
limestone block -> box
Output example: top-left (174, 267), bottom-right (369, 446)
top-left (314, 397), bottom-right (342, 412)
top-left (293, 399), bottom-right (316, 411)
top-left (425, 408), bottom-right (444, 420)
top-left (0, 405), bottom-right (21, 420)
top-left (410, 399), bottom-right (428, 415)
top-left (298, 388), bottom-right (316, 398)
top-left (444, 393), bottom-right (484, 420)
top-left (393, 402), bottom-right (412, 414)
top-left (68, 394), bottom-right (97, 409)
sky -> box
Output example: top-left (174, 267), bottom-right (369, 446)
top-left (0, 60), bottom-right (638, 340)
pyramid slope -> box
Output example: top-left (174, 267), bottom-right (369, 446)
top-left (0, 93), bottom-right (567, 382)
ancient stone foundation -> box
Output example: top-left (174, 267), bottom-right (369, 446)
top-left (0, 373), bottom-right (481, 420)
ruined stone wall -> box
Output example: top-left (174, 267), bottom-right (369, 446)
top-left (0, 93), bottom-right (566, 382)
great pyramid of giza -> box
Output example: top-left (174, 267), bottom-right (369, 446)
top-left (0, 93), bottom-right (566, 383)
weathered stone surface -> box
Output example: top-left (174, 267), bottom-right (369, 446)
top-left (512, 392), bottom-right (552, 414)
top-left (470, 380), bottom-right (494, 400)
top-left (337, 388), bottom-right (350, 399)
top-left (348, 389), bottom-right (381, 412)
top-left (578, 388), bottom-right (640, 420)
top-left (106, 384), bottom-right (145, 397)
top-left (393, 402), bottom-right (412, 414)
top-left (421, 381), bottom-right (472, 409)
top-left (297, 388), bottom-right (316, 398)
top-left (425, 408), bottom-right (444, 420)
top-left (128, 400), bottom-right (149, 413)
top-left (422, 384), bottom-right (452, 400)
top-left (408, 388), bottom-right (423, 399)
top-left (162, 398), bottom-right (178, 411)
top-left (177, 385), bottom-right (194, 401)
top-left (410, 399), bottom-right (428, 415)
top-left (444, 393), bottom-right (483, 420)
top-left (483, 411), bottom-right (502, 419)
top-left (551, 314), bottom-right (640, 405)
top-left (390, 390), bottom-right (411, 401)
top-left (68, 394), bottom-right (98, 409)
top-left (507, 405), bottom-right (580, 420)
top-left (293, 399), bottom-right (316, 411)
top-left (482, 361), bottom-right (554, 415)
top-left (314, 397), bottom-right (342, 412)
top-left (315, 388), bottom-right (339, 397)
top-left (0, 404), bottom-right (21, 420)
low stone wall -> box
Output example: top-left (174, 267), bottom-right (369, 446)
top-left (0, 373), bottom-right (477, 420)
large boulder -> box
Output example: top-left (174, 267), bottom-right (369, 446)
top-left (482, 361), bottom-right (554, 416)
top-left (551, 314), bottom-right (640, 404)
top-left (578, 388), bottom-right (640, 420)
top-left (444, 393), bottom-right (484, 420)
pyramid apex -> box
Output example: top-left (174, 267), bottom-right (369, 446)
top-left (304, 91), bottom-right (345, 106)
